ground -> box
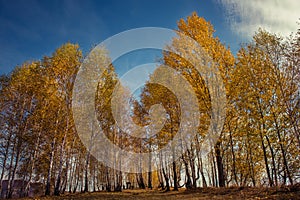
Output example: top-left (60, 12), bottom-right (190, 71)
top-left (21, 184), bottom-right (300, 200)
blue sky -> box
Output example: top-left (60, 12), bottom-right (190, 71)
top-left (0, 0), bottom-right (236, 75)
top-left (0, 0), bottom-right (299, 75)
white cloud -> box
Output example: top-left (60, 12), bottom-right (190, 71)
top-left (218, 0), bottom-right (299, 39)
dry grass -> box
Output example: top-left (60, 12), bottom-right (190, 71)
top-left (19, 184), bottom-right (300, 200)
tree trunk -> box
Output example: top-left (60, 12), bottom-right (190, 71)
top-left (54, 135), bottom-right (66, 196)
top-left (229, 130), bottom-right (238, 185)
top-left (84, 152), bottom-right (90, 193)
top-left (172, 161), bottom-right (178, 191)
top-left (148, 149), bottom-right (152, 189)
top-left (7, 143), bottom-right (20, 199)
top-left (265, 135), bottom-right (277, 186)
top-left (162, 167), bottom-right (170, 191)
top-left (148, 171), bottom-right (152, 189)
top-left (45, 139), bottom-right (55, 196)
top-left (182, 156), bottom-right (192, 189)
top-left (106, 166), bottom-right (111, 192)
top-left (273, 113), bottom-right (293, 185)
top-left (259, 132), bottom-right (273, 186)
top-left (257, 97), bottom-right (273, 187)
top-left (215, 141), bottom-right (225, 187)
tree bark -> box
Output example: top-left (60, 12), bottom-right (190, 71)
top-left (215, 141), bottom-right (225, 187)
top-left (45, 138), bottom-right (55, 196)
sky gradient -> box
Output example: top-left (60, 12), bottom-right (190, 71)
top-left (0, 0), bottom-right (299, 75)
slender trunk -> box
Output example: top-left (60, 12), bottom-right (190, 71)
top-left (246, 135), bottom-right (256, 187)
top-left (62, 154), bottom-right (70, 194)
top-left (172, 161), bottom-right (178, 191)
top-left (148, 171), bottom-right (152, 189)
top-left (158, 169), bottom-right (164, 189)
top-left (45, 138), bottom-right (55, 196)
top-left (93, 165), bottom-right (96, 192)
top-left (54, 134), bottom-right (66, 196)
top-left (182, 155), bottom-right (192, 189)
top-left (84, 152), bottom-right (90, 193)
top-left (25, 129), bottom-right (42, 196)
top-left (212, 151), bottom-right (217, 187)
top-left (148, 145), bottom-right (152, 189)
top-left (259, 132), bottom-right (273, 186)
top-left (195, 136), bottom-right (207, 187)
top-left (215, 140), bottom-right (225, 187)
top-left (273, 112), bottom-right (293, 185)
top-left (0, 126), bottom-right (13, 198)
top-left (8, 116), bottom-right (30, 198)
top-left (162, 166), bottom-right (170, 191)
top-left (8, 98), bottom-right (32, 198)
top-left (7, 143), bottom-right (21, 199)
top-left (257, 98), bottom-right (273, 187)
top-left (69, 156), bottom-right (77, 193)
top-left (5, 136), bottom-right (16, 198)
top-left (199, 156), bottom-right (207, 187)
top-left (114, 170), bottom-right (122, 192)
top-left (190, 157), bottom-right (197, 188)
top-left (265, 135), bottom-right (277, 186)
top-left (172, 146), bottom-right (178, 191)
top-left (106, 166), bottom-right (111, 192)
top-left (72, 165), bottom-right (80, 193)
top-left (229, 131), bottom-right (238, 185)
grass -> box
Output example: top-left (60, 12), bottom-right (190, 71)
top-left (20, 184), bottom-right (300, 200)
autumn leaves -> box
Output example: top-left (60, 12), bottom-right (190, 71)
top-left (0, 12), bottom-right (299, 198)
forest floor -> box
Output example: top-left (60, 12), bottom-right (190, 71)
top-left (21, 184), bottom-right (300, 200)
